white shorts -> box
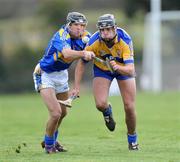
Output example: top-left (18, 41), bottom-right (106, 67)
top-left (33, 70), bottom-right (69, 94)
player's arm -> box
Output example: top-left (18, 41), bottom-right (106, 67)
top-left (62, 48), bottom-right (94, 61)
top-left (71, 44), bottom-right (95, 96)
top-left (71, 59), bottom-right (86, 97)
top-left (110, 61), bottom-right (135, 76)
top-left (110, 41), bottom-right (135, 76)
top-left (54, 32), bottom-right (94, 61)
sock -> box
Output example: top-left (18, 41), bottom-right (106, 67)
top-left (103, 104), bottom-right (112, 117)
top-left (54, 130), bottom-right (59, 142)
top-left (127, 134), bottom-right (137, 144)
top-left (44, 135), bottom-right (55, 147)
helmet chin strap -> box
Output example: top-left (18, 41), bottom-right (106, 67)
top-left (102, 34), bottom-right (117, 48)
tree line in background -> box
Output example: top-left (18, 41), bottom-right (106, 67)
top-left (1, 0), bottom-right (180, 21)
top-left (0, 45), bottom-right (42, 93)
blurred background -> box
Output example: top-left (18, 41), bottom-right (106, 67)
top-left (0, 0), bottom-right (180, 94)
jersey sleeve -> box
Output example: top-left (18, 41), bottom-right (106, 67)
top-left (52, 31), bottom-right (71, 53)
top-left (122, 40), bottom-right (134, 64)
top-left (85, 44), bottom-right (94, 51)
top-left (85, 32), bottom-right (99, 52)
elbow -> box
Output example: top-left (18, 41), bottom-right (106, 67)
top-left (62, 48), bottom-right (72, 59)
top-left (129, 71), bottom-right (135, 77)
top-left (63, 53), bottom-right (71, 59)
top-left (128, 67), bottom-right (135, 77)
top-left (118, 64), bottom-right (135, 77)
top-left (121, 65), bottom-right (135, 76)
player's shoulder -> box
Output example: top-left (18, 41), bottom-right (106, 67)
top-left (117, 27), bottom-right (132, 43)
top-left (81, 30), bottom-right (92, 43)
top-left (88, 31), bottom-right (100, 46)
top-left (54, 25), bottom-right (70, 41)
top-left (83, 30), bottom-right (92, 38)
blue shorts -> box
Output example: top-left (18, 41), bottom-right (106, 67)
top-left (93, 65), bottom-right (133, 81)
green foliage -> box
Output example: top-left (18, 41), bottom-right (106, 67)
top-left (122, 0), bottom-right (149, 18)
top-left (162, 0), bottom-right (180, 11)
top-left (0, 45), bottom-right (42, 93)
top-left (0, 51), bottom-right (7, 79)
top-left (0, 92), bottom-right (180, 162)
top-left (38, 0), bottom-right (71, 27)
top-left (123, 0), bottom-right (180, 18)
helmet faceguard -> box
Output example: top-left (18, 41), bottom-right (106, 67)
top-left (96, 14), bottom-right (116, 29)
top-left (66, 12), bottom-right (87, 25)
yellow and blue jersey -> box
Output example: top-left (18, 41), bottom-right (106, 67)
top-left (86, 27), bottom-right (134, 71)
top-left (85, 27), bottom-right (134, 80)
top-left (39, 25), bottom-right (91, 73)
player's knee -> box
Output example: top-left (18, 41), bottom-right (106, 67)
top-left (124, 102), bottom-right (135, 114)
top-left (51, 110), bottom-right (62, 121)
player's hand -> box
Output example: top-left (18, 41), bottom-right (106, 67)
top-left (83, 51), bottom-right (95, 61)
top-left (70, 87), bottom-right (80, 98)
top-left (33, 63), bottom-right (41, 74)
top-left (110, 60), bottom-right (119, 71)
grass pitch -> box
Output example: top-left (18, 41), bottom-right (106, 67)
top-left (0, 92), bottom-right (180, 162)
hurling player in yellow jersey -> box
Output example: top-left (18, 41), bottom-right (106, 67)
top-left (72, 14), bottom-right (138, 150)
top-left (33, 12), bottom-right (94, 154)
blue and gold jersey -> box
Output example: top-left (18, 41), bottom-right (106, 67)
top-left (85, 27), bottom-right (134, 72)
top-left (39, 25), bottom-right (91, 73)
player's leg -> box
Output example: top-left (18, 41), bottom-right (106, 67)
top-left (40, 92), bottom-right (69, 152)
top-left (53, 92), bottom-right (69, 152)
top-left (118, 78), bottom-right (136, 134)
top-left (117, 78), bottom-right (138, 150)
top-left (56, 92), bottom-right (68, 127)
top-left (39, 70), bottom-right (69, 153)
top-left (40, 88), bottom-right (62, 153)
top-left (93, 77), bottom-right (116, 131)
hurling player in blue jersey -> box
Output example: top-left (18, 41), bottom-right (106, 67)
top-left (72, 14), bottom-right (138, 150)
top-left (33, 12), bottom-right (94, 154)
